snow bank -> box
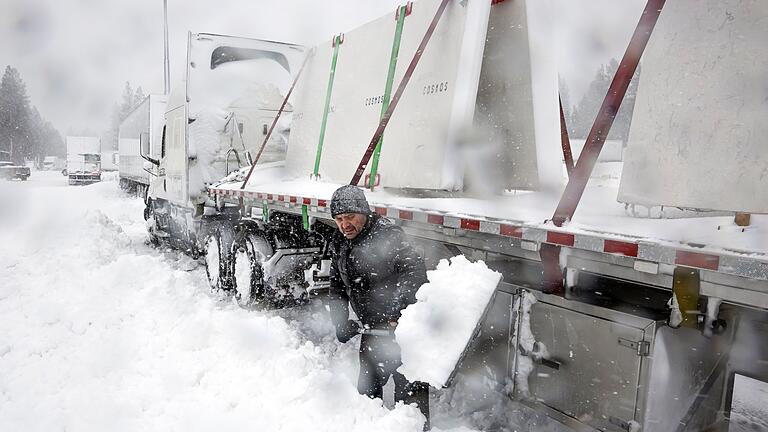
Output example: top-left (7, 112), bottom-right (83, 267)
top-left (396, 256), bottom-right (501, 388)
top-left (0, 172), bottom-right (473, 432)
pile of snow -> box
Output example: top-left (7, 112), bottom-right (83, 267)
top-left (0, 173), bottom-right (473, 432)
top-left (396, 256), bottom-right (502, 388)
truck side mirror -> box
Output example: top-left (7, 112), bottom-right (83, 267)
top-left (140, 132), bottom-right (159, 166)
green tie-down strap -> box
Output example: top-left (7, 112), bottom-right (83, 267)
top-left (369, 4), bottom-right (408, 189)
top-left (262, 202), bottom-right (269, 223)
top-left (314, 34), bottom-right (344, 177)
top-left (302, 205), bottom-right (310, 230)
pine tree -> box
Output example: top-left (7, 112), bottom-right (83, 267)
top-left (0, 66), bottom-right (32, 164)
top-left (134, 86), bottom-right (145, 106)
top-left (104, 81), bottom-right (145, 150)
top-left (570, 59), bottom-right (641, 141)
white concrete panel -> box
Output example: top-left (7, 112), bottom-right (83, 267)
top-left (618, 1), bottom-right (768, 213)
top-left (525, 0), bottom-right (562, 190)
top-left (473, 0), bottom-right (539, 191)
top-left (378, 0), bottom-right (490, 190)
top-left (285, 0), bottom-right (491, 190)
top-left (284, 40), bottom-right (334, 180)
top-left (314, 12), bottom-right (395, 183)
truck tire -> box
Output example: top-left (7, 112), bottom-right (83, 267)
top-left (231, 231), bottom-right (273, 308)
top-left (204, 230), bottom-right (230, 291)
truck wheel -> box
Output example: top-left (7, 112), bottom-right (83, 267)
top-left (62, 169), bottom-right (68, 176)
top-left (231, 232), bottom-right (273, 308)
top-left (204, 232), bottom-right (227, 290)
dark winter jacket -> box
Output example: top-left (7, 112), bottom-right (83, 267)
top-left (328, 214), bottom-right (428, 332)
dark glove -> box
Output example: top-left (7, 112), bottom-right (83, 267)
top-left (336, 320), bottom-right (360, 343)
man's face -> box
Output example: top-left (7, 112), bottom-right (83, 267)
top-left (334, 213), bottom-right (368, 239)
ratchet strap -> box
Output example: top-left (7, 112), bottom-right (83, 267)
top-left (313, 34), bottom-right (344, 177)
top-left (368, 3), bottom-right (411, 190)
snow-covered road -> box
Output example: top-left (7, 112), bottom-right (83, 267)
top-left (0, 173), bottom-right (479, 431)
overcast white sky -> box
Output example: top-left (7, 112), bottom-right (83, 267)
top-left (0, 0), bottom-right (644, 134)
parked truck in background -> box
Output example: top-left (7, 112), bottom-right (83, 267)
top-left (144, 1), bottom-right (768, 430)
top-left (100, 150), bottom-right (119, 172)
top-left (118, 94), bottom-right (167, 198)
top-left (64, 136), bottom-right (101, 185)
top-left (0, 150), bottom-right (30, 181)
top-left (42, 156), bottom-right (65, 171)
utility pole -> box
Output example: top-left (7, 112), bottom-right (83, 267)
top-left (163, 0), bottom-right (171, 95)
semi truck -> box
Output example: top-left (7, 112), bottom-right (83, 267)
top-left (145, 0), bottom-right (768, 430)
top-left (118, 94), bottom-right (167, 197)
top-left (64, 136), bottom-right (102, 185)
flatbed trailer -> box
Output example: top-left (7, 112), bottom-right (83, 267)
top-left (146, 0), bottom-right (768, 429)
top-left (207, 167), bottom-right (767, 431)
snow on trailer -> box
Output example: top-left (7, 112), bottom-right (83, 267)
top-left (143, 0), bottom-right (768, 430)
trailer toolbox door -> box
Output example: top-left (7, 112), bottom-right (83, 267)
top-left (521, 292), bottom-right (654, 431)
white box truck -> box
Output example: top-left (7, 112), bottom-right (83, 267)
top-left (118, 94), bottom-right (167, 197)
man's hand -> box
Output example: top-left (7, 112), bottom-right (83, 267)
top-left (336, 320), bottom-right (360, 343)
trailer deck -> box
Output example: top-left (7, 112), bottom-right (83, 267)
top-left (209, 163), bottom-right (768, 310)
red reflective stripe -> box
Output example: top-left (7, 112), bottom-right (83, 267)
top-left (303, 198), bottom-right (311, 205)
top-left (375, 207), bottom-right (387, 216)
top-left (427, 214), bottom-right (444, 225)
top-left (461, 219), bottom-right (480, 231)
top-left (317, 199), bottom-right (327, 207)
top-left (547, 231), bottom-right (575, 247)
top-left (500, 224), bottom-right (523, 238)
top-left (267, 194), bottom-right (273, 200)
top-left (676, 250), bottom-right (719, 271)
top-left (290, 196), bottom-right (297, 203)
top-left (491, 0), bottom-right (506, 4)
top-left (604, 240), bottom-right (638, 257)
top-left (399, 210), bottom-right (413, 220)
top-left (278, 195), bottom-right (285, 202)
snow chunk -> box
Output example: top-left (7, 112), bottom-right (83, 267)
top-left (512, 291), bottom-right (537, 398)
top-left (667, 293), bottom-right (683, 328)
top-left (396, 256), bottom-right (501, 388)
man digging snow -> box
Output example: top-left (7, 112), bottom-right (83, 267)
top-left (328, 185), bottom-right (431, 429)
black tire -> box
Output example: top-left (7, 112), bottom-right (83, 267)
top-left (61, 169), bottom-right (68, 176)
top-left (230, 231), bottom-right (273, 308)
top-left (204, 230), bottom-right (230, 291)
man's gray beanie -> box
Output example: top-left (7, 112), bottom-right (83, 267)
top-left (330, 185), bottom-right (371, 217)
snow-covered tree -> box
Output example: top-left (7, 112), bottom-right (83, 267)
top-left (104, 81), bottom-right (145, 150)
top-left (570, 58), bottom-right (640, 141)
top-left (0, 66), bottom-right (31, 163)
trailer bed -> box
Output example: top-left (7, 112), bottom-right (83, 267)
top-left (209, 164), bottom-right (768, 303)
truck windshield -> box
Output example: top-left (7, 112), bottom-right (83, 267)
top-left (210, 46), bottom-right (290, 73)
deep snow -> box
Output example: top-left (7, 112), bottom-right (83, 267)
top-left (0, 172), bottom-right (551, 432)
